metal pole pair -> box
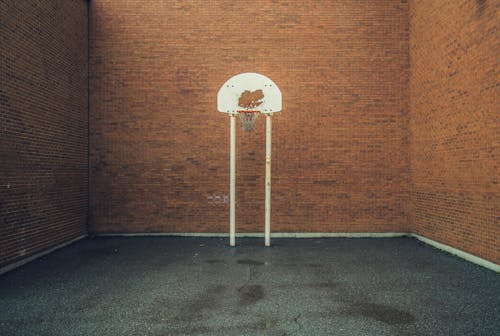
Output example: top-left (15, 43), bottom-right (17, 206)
top-left (229, 114), bottom-right (272, 247)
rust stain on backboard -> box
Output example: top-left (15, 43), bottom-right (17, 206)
top-left (238, 89), bottom-right (264, 109)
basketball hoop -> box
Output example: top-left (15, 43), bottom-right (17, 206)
top-left (217, 72), bottom-right (282, 247)
top-left (237, 110), bottom-right (260, 132)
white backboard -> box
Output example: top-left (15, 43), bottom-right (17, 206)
top-left (217, 72), bottom-right (282, 114)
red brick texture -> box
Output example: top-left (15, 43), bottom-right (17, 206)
top-left (89, 0), bottom-right (410, 234)
top-left (1, 1), bottom-right (498, 270)
top-left (0, 0), bottom-right (89, 268)
top-left (409, 0), bottom-right (499, 263)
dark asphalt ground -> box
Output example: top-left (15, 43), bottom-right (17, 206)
top-left (0, 237), bottom-right (498, 336)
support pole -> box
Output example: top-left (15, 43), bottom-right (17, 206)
top-left (229, 114), bottom-right (236, 247)
top-left (265, 115), bottom-right (272, 246)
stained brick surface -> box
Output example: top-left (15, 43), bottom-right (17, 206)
top-left (409, 0), bottom-right (499, 263)
top-left (3, 0), bottom-right (497, 269)
top-left (0, 0), bottom-right (89, 268)
top-left (89, 0), bottom-right (410, 234)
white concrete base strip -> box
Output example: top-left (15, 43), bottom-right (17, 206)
top-left (97, 232), bottom-right (229, 237)
top-left (0, 235), bottom-right (87, 275)
top-left (411, 234), bottom-right (499, 273)
top-left (96, 232), bottom-right (408, 238)
top-left (271, 232), bottom-right (408, 238)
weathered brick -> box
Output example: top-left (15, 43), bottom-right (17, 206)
top-left (89, 0), bottom-right (410, 234)
top-left (409, 0), bottom-right (499, 263)
top-left (0, 0), bottom-right (89, 268)
top-left (2, 0), bottom-right (497, 269)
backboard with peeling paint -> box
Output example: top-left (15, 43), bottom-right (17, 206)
top-left (217, 72), bottom-right (282, 115)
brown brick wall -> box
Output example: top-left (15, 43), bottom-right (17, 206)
top-left (409, 0), bottom-right (499, 263)
top-left (89, 1), bottom-right (410, 234)
top-left (0, 0), bottom-right (89, 268)
top-left (2, 0), bottom-right (497, 268)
